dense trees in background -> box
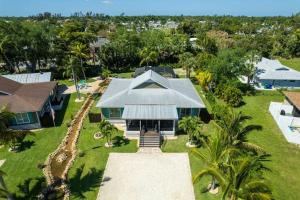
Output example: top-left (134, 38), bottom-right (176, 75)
top-left (1, 14), bottom-right (299, 76)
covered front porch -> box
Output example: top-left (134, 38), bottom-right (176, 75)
top-left (122, 104), bottom-right (178, 138)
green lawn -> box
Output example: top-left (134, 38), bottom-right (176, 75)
top-left (112, 72), bottom-right (133, 78)
top-left (68, 96), bottom-right (138, 200)
top-left (58, 77), bottom-right (95, 86)
top-left (279, 57), bottom-right (300, 72)
top-left (163, 89), bottom-right (300, 200)
top-left (0, 94), bottom-right (84, 198)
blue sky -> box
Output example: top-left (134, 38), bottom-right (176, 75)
top-left (0, 0), bottom-right (299, 17)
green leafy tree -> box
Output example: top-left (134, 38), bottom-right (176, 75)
top-left (243, 51), bottom-right (261, 85)
top-left (139, 47), bottom-right (159, 66)
top-left (178, 116), bottom-right (203, 145)
top-left (178, 52), bottom-right (197, 78)
top-left (99, 120), bottom-right (117, 147)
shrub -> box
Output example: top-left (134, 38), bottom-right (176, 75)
top-left (214, 83), bottom-right (243, 107)
top-left (223, 86), bottom-right (243, 107)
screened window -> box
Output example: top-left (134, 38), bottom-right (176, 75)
top-left (180, 108), bottom-right (191, 117)
top-left (127, 120), bottom-right (140, 131)
top-left (109, 108), bottom-right (121, 118)
top-left (15, 113), bottom-right (30, 124)
top-left (160, 120), bottom-right (173, 131)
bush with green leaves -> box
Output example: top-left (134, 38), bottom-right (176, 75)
top-left (214, 84), bottom-right (243, 107)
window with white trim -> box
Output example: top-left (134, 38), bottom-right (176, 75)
top-left (15, 113), bottom-right (30, 124)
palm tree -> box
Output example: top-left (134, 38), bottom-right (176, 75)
top-left (243, 51), bottom-right (261, 85)
top-left (178, 116), bottom-right (203, 146)
top-left (99, 120), bottom-right (117, 147)
top-left (70, 43), bottom-right (88, 82)
top-left (214, 106), bottom-right (264, 154)
top-left (191, 132), bottom-right (232, 191)
top-left (139, 47), bottom-right (159, 66)
top-left (193, 154), bottom-right (272, 200)
top-left (178, 52), bottom-right (196, 78)
top-left (63, 57), bottom-right (81, 100)
top-left (0, 170), bottom-right (13, 200)
top-left (0, 107), bottom-right (32, 151)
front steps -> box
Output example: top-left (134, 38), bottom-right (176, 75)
top-left (139, 131), bottom-right (161, 147)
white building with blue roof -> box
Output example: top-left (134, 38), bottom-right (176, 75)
top-left (96, 70), bottom-right (205, 141)
top-left (254, 58), bottom-right (300, 89)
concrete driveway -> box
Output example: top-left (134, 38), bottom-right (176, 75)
top-left (97, 152), bottom-right (195, 200)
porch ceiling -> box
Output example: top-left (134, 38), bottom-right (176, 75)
top-left (122, 104), bottom-right (178, 120)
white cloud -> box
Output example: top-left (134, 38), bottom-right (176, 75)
top-left (101, 0), bottom-right (112, 4)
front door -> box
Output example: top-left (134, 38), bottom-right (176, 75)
top-left (141, 120), bottom-right (159, 132)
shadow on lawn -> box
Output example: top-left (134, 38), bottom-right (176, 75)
top-left (14, 177), bottom-right (46, 200)
top-left (55, 94), bottom-right (70, 126)
top-left (19, 140), bottom-right (35, 151)
top-left (113, 136), bottom-right (129, 147)
top-left (69, 164), bottom-right (103, 199)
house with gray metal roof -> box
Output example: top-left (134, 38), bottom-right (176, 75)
top-left (254, 58), bottom-right (300, 89)
top-left (2, 72), bottom-right (51, 84)
top-left (96, 70), bottom-right (205, 141)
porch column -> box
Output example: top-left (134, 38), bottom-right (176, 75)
top-left (158, 120), bottom-right (160, 132)
top-left (139, 120), bottom-right (141, 131)
top-left (36, 112), bottom-right (41, 128)
top-left (173, 120), bottom-right (175, 131)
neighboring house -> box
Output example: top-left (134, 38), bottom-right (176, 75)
top-left (269, 91), bottom-right (300, 145)
top-left (134, 66), bottom-right (176, 78)
top-left (254, 58), bottom-right (300, 89)
top-left (2, 72), bottom-right (51, 83)
top-left (96, 70), bottom-right (205, 139)
top-left (0, 76), bottom-right (58, 129)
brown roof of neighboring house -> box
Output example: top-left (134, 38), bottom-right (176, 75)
top-left (284, 91), bottom-right (300, 111)
top-left (0, 76), bottom-right (22, 94)
top-left (0, 76), bottom-right (57, 113)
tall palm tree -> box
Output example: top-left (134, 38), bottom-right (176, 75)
top-left (0, 170), bottom-right (13, 200)
top-left (63, 57), bottom-right (81, 100)
top-left (179, 116), bottom-right (203, 146)
top-left (243, 51), bottom-right (261, 85)
top-left (178, 52), bottom-right (196, 78)
top-left (193, 154), bottom-right (272, 200)
top-left (192, 132), bottom-right (233, 191)
top-left (214, 106), bottom-right (264, 154)
top-left (70, 43), bottom-right (88, 82)
top-left (139, 47), bottom-right (159, 66)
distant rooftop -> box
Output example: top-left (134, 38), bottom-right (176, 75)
top-left (255, 58), bottom-right (300, 80)
top-left (2, 72), bottom-right (52, 84)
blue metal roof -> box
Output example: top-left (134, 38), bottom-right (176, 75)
top-left (122, 104), bottom-right (178, 120)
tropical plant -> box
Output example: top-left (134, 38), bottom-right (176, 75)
top-left (191, 132), bottom-right (233, 191)
top-left (214, 106), bottom-right (264, 154)
top-left (193, 154), bottom-right (272, 200)
top-left (196, 70), bottom-right (213, 91)
top-left (63, 57), bottom-right (81, 100)
top-left (70, 42), bottom-right (89, 82)
top-left (178, 52), bottom-right (196, 78)
top-left (178, 116), bottom-right (203, 146)
top-left (99, 120), bottom-right (117, 147)
top-left (139, 47), bottom-right (159, 66)
top-left (243, 51), bottom-right (261, 84)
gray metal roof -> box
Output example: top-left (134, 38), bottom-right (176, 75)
top-left (129, 70), bottom-right (170, 89)
top-left (255, 58), bottom-right (300, 80)
top-left (122, 104), bottom-right (178, 120)
top-left (2, 72), bottom-right (51, 83)
top-left (97, 70), bottom-right (205, 108)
